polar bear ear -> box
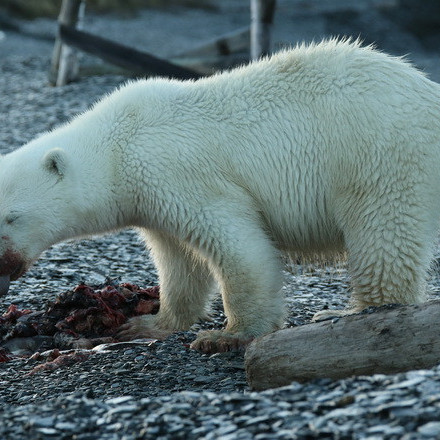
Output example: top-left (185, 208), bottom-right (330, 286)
top-left (42, 148), bottom-right (67, 179)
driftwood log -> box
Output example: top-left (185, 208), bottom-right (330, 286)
top-left (245, 300), bottom-right (440, 391)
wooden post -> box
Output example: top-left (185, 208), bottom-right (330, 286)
top-left (49, 0), bottom-right (84, 86)
top-left (250, 0), bottom-right (276, 60)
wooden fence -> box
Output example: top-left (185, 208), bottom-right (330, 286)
top-left (50, 0), bottom-right (277, 85)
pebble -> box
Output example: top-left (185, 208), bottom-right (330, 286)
top-left (418, 422), bottom-right (440, 437)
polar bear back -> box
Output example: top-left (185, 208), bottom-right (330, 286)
top-left (77, 39), bottom-right (440, 255)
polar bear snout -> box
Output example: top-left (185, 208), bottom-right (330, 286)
top-left (0, 248), bottom-right (26, 280)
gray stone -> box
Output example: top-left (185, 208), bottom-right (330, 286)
top-left (37, 428), bottom-right (58, 435)
top-left (418, 422), bottom-right (440, 437)
top-left (30, 416), bottom-right (56, 428)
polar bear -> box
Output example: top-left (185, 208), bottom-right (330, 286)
top-left (0, 39), bottom-right (440, 352)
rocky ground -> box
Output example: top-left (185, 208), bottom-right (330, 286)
top-left (2, 0), bottom-right (440, 438)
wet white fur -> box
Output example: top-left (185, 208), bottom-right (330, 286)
top-left (1, 39), bottom-right (440, 344)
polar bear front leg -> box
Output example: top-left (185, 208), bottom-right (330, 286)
top-left (189, 212), bottom-right (284, 353)
top-left (118, 230), bottom-right (214, 340)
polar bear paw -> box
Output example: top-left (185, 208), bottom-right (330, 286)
top-left (190, 330), bottom-right (254, 353)
top-left (117, 315), bottom-right (172, 341)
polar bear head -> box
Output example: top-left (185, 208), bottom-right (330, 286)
top-left (0, 123), bottom-right (120, 296)
top-left (0, 147), bottom-right (68, 290)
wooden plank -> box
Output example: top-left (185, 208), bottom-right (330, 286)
top-left (178, 26), bottom-right (250, 58)
top-left (245, 300), bottom-right (440, 390)
top-left (171, 53), bottom-right (248, 75)
top-left (59, 24), bottom-right (202, 80)
top-left (171, 27), bottom-right (250, 75)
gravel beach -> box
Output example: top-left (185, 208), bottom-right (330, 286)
top-left (2, 1), bottom-right (440, 438)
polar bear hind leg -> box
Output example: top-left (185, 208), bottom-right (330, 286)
top-left (313, 187), bottom-right (436, 321)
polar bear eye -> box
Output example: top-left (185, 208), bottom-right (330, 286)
top-left (5, 214), bottom-right (19, 225)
